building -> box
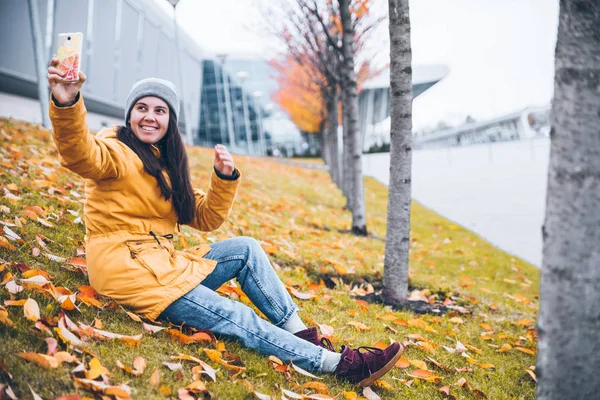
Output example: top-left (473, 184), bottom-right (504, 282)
top-left (359, 64), bottom-right (449, 151)
top-left (0, 0), bottom-right (274, 154)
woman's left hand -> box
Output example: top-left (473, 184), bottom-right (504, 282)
top-left (214, 144), bottom-right (235, 177)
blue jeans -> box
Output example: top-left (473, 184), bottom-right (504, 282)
top-left (158, 237), bottom-right (324, 371)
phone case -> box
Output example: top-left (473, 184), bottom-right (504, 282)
top-left (56, 32), bottom-right (83, 81)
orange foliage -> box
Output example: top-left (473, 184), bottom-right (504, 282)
top-left (270, 56), bottom-right (326, 133)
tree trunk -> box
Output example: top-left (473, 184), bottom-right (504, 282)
top-left (536, 2), bottom-right (600, 399)
top-left (327, 89), bottom-right (341, 186)
top-left (382, 0), bottom-right (413, 303)
top-left (340, 0), bottom-right (367, 236)
top-left (342, 86), bottom-right (353, 209)
top-left (320, 119), bottom-right (329, 166)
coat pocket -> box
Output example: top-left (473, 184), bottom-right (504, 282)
top-left (125, 241), bottom-right (179, 286)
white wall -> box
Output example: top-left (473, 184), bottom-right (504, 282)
top-left (0, 92), bottom-right (123, 131)
top-left (363, 138), bottom-right (550, 266)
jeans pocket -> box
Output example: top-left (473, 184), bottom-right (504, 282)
top-left (125, 241), bottom-right (179, 286)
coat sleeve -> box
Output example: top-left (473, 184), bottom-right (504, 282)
top-left (186, 170), bottom-right (241, 232)
top-left (49, 94), bottom-right (129, 180)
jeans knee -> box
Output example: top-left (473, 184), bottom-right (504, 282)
top-left (235, 236), bottom-right (262, 257)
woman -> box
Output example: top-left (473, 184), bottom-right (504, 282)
top-left (47, 59), bottom-right (402, 387)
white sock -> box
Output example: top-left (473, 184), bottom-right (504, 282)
top-left (320, 350), bottom-right (342, 373)
top-left (281, 313), bottom-right (308, 333)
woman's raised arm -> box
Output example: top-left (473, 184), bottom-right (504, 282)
top-left (48, 58), bottom-right (128, 180)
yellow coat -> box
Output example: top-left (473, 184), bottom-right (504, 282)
top-left (49, 95), bottom-right (241, 321)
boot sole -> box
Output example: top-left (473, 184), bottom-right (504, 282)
top-left (357, 344), bottom-right (404, 387)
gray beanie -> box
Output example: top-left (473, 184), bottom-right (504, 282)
top-left (124, 77), bottom-right (180, 124)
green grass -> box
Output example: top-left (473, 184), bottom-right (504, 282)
top-left (0, 117), bottom-right (539, 399)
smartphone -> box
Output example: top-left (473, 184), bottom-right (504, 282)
top-left (56, 32), bottom-right (83, 81)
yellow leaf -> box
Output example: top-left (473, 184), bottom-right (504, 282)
top-left (497, 343), bottom-right (512, 353)
top-left (87, 357), bottom-right (110, 380)
top-left (0, 308), bottom-right (14, 327)
top-left (409, 359), bottom-right (428, 370)
top-left (203, 348), bottom-right (223, 363)
top-left (342, 392), bottom-right (358, 400)
top-left (299, 381), bottom-right (329, 394)
top-left (158, 385), bottom-right (171, 396)
top-left (374, 379), bottom-right (394, 390)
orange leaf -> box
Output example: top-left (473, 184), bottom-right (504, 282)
top-left (395, 357), bottom-right (410, 369)
top-left (409, 369), bottom-right (443, 383)
top-left (17, 352), bottom-right (59, 368)
top-left (347, 321), bottom-right (372, 331)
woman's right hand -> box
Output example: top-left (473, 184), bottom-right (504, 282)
top-left (47, 57), bottom-right (86, 105)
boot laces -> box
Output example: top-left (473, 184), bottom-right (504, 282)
top-left (320, 337), bottom-right (335, 352)
top-left (354, 346), bottom-right (384, 375)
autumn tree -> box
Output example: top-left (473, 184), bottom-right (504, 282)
top-left (536, 2), bottom-right (600, 399)
top-left (263, 0), bottom-right (383, 236)
top-left (381, 0), bottom-right (413, 303)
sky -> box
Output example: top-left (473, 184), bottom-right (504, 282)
top-left (172, 0), bottom-right (560, 131)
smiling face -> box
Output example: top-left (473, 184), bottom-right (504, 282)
top-left (128, 96), bottom-right (170, 144)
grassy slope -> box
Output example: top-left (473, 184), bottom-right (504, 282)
top-left (0, 117), bottom-right (539, 399)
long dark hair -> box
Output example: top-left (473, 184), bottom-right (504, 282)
top-left (117, 115), bottom-right (196, 224)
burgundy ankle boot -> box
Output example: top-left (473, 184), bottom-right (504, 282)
top-left (334, 342), bottom-right (403, 387)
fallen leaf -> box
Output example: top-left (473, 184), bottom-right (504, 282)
top-left (362, 386), bottom-right (381, 400)
top-left (347, 321), bottom-right (372, 331)
top-left (149, 369), bottom-right (160, 388)
top-left (515, 346), bottom-right (536, 355)
top-left (162, 361), bottom-right (183, 371)
top-left (254, 392), bottom-right (271, 400)
top-left (17, 352), bottom-right (60, 368)
top-left (29, 385), bottom-right (44, 400)
top-left (497, 343), bottom-right (512, 353)
top-left (143, 322), bottom-right (166, 334)
top-left (23, 298), bottom-right (40, 321)
top-left (45, 337), bottom-right (58, 356)
top-left (408, 369), bottom-right (444, 383)
top-left (0, 308), bottom-right (14, 327)
top-left (125, 311), bottom-right (142, 322)
top-left (86, 357), bottom-right (110, 380)
top-left (373, 379), bottom-right (394, 390)
top-left (292, 361), bottom-right (322, 379)
top-left (281, 389), bottom-right (303, 399)
top-left (5, 280), bottom-right (23, 294)
top-left (287, 286), bottom-right (316, 300)
top-left (317, 323), bottom-right (334, 337)
top-left (298, 381), bottom-right (329, 394)
top-left (54, 351), bottom-right (77, 363)
top-left (395, 357), bottom-right (410, 369)
top-left (409, 359), bottom-right (428, 370)
top-left (0, 236), bottom-right (16, 250)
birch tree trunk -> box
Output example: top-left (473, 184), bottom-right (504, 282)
top-left (536, 2), bottom-right (600, 399)
top-left (327, 89), bottom-right (341, 186)
top-left (340, 0), bottom-right (367, 236)
top-left (342, 88), bottom-right (353, 209)
top-left (382, 0), bottom-right (413, 302)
